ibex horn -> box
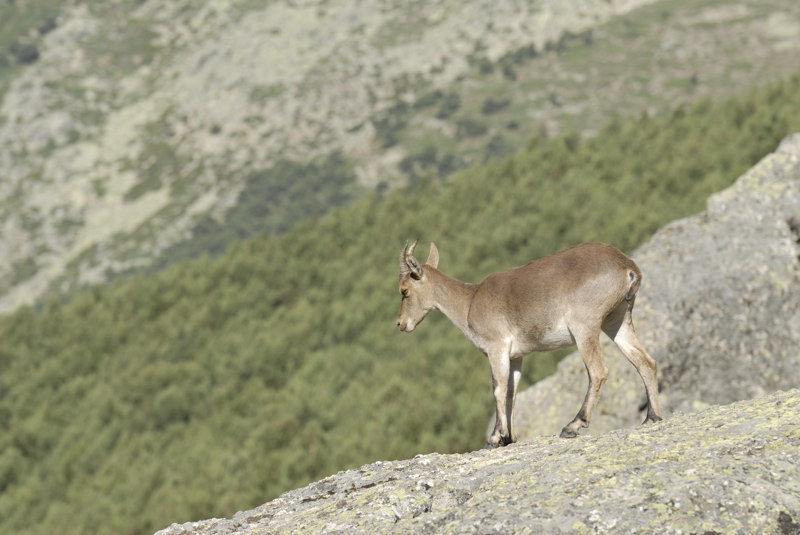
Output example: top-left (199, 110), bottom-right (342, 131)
top-left (399, 240), bottom-right (411, 274)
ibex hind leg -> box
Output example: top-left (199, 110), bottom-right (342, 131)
top-left (602, 301), bottom-right (663, 424)
top-left (560, 324), bottom-right (607, 438)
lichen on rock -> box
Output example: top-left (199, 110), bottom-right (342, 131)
top-left (155, 388), bottom-right (800, 534)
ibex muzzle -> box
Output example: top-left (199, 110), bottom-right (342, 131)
top-left (396, 240), bottom-right (662, 448)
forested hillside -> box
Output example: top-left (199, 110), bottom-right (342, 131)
top-left (1, 73), bottom-right (800, 535)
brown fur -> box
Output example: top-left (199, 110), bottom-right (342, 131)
top-left (397, 241), bottom-right (662, 447)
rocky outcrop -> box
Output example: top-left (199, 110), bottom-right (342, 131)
top-left (151, 138), bottom-right (800, 535)
top-left (155, 388), bottom-right (800, 534)
top-left (512, 133), bottom-right (800, 439)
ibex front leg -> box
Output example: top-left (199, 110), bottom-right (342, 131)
top-left (486, 342), bottom-right (516, 448)
top-left (507, 358), bottom-right (523, 439)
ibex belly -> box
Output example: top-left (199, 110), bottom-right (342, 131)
top-left (509, 317), bottom-right (574, 358)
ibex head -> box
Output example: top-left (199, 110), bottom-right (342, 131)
top-left (397, 240), bottom-right (439, 332)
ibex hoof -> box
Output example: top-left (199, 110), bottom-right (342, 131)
top-left (642, 414), bottom-right (663, 425)
top-left (485, 435), bottom-right (513, 448)
top-left (560, 417), bottom-right (588, 438)
top-left (559, 428), bottom-right (579, 439)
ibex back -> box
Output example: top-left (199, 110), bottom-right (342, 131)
top-left (397, 240), bottom-right (662, 447)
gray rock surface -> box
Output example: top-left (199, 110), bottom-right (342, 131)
top-left (155, 388), bottom-right (800, 534)
top-left (512, 133), bottom-right (800, 440)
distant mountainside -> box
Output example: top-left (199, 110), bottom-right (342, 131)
top-left (1, 0), bottom-right (799, 313)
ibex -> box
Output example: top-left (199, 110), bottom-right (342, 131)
top-left (396, 240), bottom-right (662, 447)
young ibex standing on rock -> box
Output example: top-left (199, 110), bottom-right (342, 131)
top-left (396, 240), bottom-right (662, 448)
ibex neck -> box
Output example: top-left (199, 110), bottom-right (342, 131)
top-left (427, 268), bottom-right (477, 336)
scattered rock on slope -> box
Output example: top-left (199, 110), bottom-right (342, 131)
top-left (155, 388), bottom-right (800, 535)
top-left (0, 0), bottom-right (658, 313)
top-left (511, 133), bottom-right (800, 439)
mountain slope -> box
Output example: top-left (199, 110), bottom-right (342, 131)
top-left (0, 0), bottom-right (657, 312)
top-left (2, 0), bottom-right (800, 312)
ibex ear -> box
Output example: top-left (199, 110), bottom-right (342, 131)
top-left (407, 257), bottom-right (423, 280)
top-left (426, 242), bottom-right (439, 269)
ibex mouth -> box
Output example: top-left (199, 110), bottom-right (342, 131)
top-left (397, 320), bottom-right (415, 332)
